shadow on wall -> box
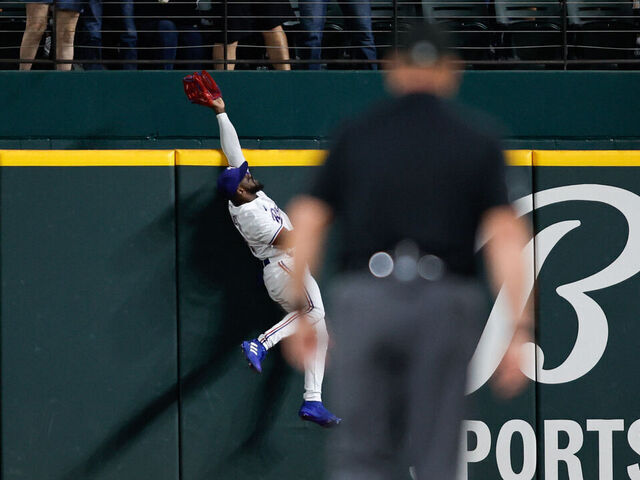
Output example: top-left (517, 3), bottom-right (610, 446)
top-left (177, 172), bottom-right (294, 478)
top-left (59, 169), bottom-right (291, 480)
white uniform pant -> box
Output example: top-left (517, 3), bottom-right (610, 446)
top-left (258, 256), bottom-right (328, 402)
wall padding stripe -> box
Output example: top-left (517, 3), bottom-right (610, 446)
top-left (1, 150), bottom-right (640, 167)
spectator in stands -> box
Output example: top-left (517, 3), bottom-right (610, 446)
top-left (211, 0), bottom-right (293, 70)
top-left (19, 0), bottom-right (82, 70)
top-left (135, 0), bottom-right (207, 70)
top-left (298, 0), bottom-right (377, 69)
top-left (77, 0), bottom-right (137, 70)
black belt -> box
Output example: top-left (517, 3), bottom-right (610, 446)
top-left (263, 258), bottom-right (270, 267)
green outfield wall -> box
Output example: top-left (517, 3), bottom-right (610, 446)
top-left (1, 71), bottom-right (640, 149)
top-left (1, 72), bottom-right (640, 480)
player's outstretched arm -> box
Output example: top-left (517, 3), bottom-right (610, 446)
top-left (183, 71), bottom-right (246, 168)
top-left (216, 110), bottom-right (246, 168)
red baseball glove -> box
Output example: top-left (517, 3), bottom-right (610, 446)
top-left (199, 70), bottom-right (222, 100)
top-left (183, 71), bottom-right (222, 108)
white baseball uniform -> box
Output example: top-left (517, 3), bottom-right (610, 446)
top-left (217, 112), bottom-right (327, 402)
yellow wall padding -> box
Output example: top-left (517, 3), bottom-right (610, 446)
top-left (2, 150), bottom-right (640, 167)
top-left (176, 149), bottom-right (328, 167)
top-left (0, 150), bottom-right (175, 167)
top-left (533, 150), bottom-right (640, 167)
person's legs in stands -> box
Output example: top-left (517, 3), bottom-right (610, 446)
top-left (213, 42), bottom-right (238, 70)
top-left (339, 0), bottom-right (377, 69)
top-left (119, 0), bottom-right (137, 69)
top-left (262, 25), bottom-right (290, 70)
top-left (211, 0), bottom-right (246, 70)
top-left (177, 24), bottom-right (206, 70)
top-left (78, 0), bottom-right (104, 69)
top-left (253, 0), bottom-right (293, 70)
top-left (156, 19), bottom-right (179, 70)
top-left (298, 0), bottom-right (327, 69)
top-left (55, 8), bottom-right (80, 71)
top-left (20, 3), bottom-right (49, 70)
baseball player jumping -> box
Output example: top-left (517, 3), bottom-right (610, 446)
top-left (183, 71), bottom-right (340, 428)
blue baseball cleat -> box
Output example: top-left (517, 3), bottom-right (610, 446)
top-left (241, 339), bottom-right (267, 373)
top-left (298, 401), bottom-right (341, 428)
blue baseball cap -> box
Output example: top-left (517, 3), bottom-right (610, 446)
top-left (217, 161), bottom-right (249, 199)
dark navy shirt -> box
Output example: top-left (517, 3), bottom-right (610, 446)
top-left (310, 93), bottom-right (509, 277)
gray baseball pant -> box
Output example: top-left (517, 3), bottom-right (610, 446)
top-left (326, 273), bottom-right (485, 480)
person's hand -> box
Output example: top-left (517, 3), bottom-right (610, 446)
top-left (210, 96), bottom-right (225, 114)
top-left (281, 316), bottom-right (317, 371)
top-left (492, 328), bottom-right (532, 399)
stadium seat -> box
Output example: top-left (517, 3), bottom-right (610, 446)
top-left (495, 0), bottom-right (563, 63)
top-left (318, 2), bottom-right (390, 69)
top-left (421, 0), bottom-right (495, 62)
top-left (371, 0), bottom-right (419, 59)
top-left (322, 22), bottom-right (350, 69)
top-left (567, 0), bottom-right (639, 63)
top-left (371, 20), bottom-right (415, 60)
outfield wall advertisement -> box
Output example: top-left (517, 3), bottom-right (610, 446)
top-left (465, 152), bottom-right (640, 480)
top-left (1, 149), bottom-right (639, 480)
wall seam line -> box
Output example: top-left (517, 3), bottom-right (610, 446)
top-left (173, 153), bottom-right (183, 480)
top-left (532, 151), bottom-right (542, 480)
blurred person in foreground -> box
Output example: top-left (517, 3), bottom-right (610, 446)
top-left (284, 23), bottom-right (532, 479)
top-left (19, 0), bottom-right (82, 70)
